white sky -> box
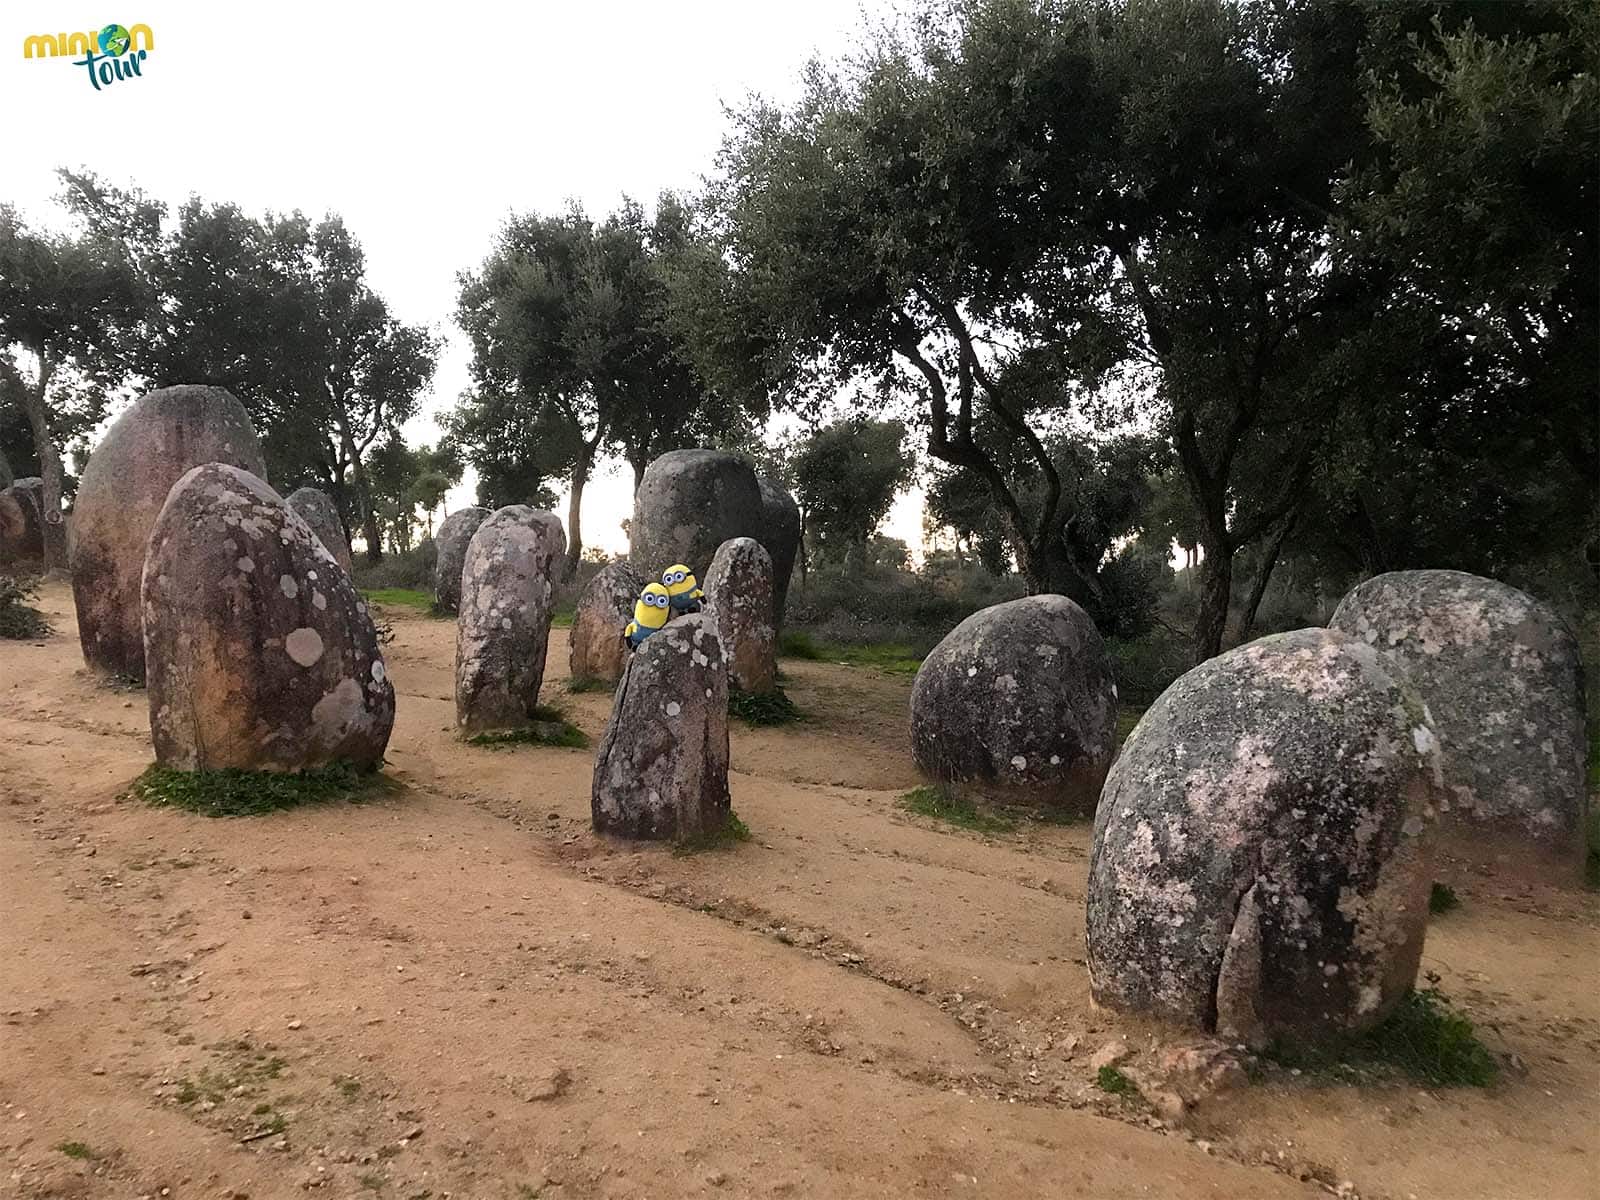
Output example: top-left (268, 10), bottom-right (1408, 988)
top-left (1, 0), bottom-right (927, 557)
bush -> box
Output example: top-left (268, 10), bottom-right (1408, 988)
top-left (0, 573), bottom-right (50, 640)
top-left (351, 540), bottom-right (437, 592)
top-left (1104, 627), bottom-right (1192, 708)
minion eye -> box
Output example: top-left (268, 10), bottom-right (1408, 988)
top-left (671, 571), bottom-right (684, 583)
top-left (653, 594), bottom-right (667, 607)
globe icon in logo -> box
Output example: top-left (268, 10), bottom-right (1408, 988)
top-left (98, 24), bottom-right (131, 56)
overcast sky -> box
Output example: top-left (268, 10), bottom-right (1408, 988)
top-left (2, 0), bottom-right (927, 555)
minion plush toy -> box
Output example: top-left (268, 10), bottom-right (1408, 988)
top-left (624, 583), bottom-right (673, 650)
top-left (661, 564), bottom-right (704, 614)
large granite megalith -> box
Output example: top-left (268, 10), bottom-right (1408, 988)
top-left (592, 612), bottom-right (731, 839)
top-left (704, 537), bottom-right (777, 694)
top-left (911, 595), bottom-right (1117, 810)
top-left (1330, 569), bottom-right (1588, 879)
top-left (757, 477), bottom-right (801, 627)
top-left (142, 464), bottom-right (394, 771)
top-left (433, 506), bottom-right (489, 614)
top-left (285, 487), bottom-right (354, 576)
top-left (72, 385), bottom-right (265, 681)
top-left (630, 450), bottom-right (765, 581)
top-left (1087, 628), bottom-right (1443, 1047)
top-left (0, 477), bottom-right (45, 566)
top-left (568, 561), bottom-right (642, 686)
top-left (454, 506), bottom-right (566, 734)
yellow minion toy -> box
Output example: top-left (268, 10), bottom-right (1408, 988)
top-left (624, 583), bottom-right (672, 649)
top-left (661, 564), bottom-right (704, 614)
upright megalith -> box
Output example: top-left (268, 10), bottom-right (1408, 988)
top-left (433, 506), bottom-right (488, 614)
top-left (569, 562), bottom-right (642, 685)
top-left (911, 595), bottom-right (1117, 810)
top-left (592, 612), bottom-right (731, 839)
top-left (454, 506), bottom-right (566, 734)
top-left (704, 537), bottom-right (777, 694)
top-left (142, 464), bottom-right (394, 771)
top-left (0, 477), bottom-right (45, 566)
top-left (630, 450), bottom-right (764, 581)
top-left (286, 487), bottom-right (353, 575)
top-left (757, 477), bottom-right (801, 626)
top-left (72, 385), bottom-right (265, 681)
top-left (1087, 628), bottom-right (1442, 1047)
top-left (1330, 569), bottom-right (1588, 878)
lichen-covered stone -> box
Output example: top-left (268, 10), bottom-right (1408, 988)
top-left (72, 385), bottom-right (265, 681)
top-left (142, 464), bottom-right (394, 771)
top-left (433, 506), bottom-right (489, 614)
top-left (0, 477), bottom-right (45, 566)
top-left (568, 562), bottom-right (642, 685)
top-left (757, 477), bottom-right (801, 627)
top-left (1330, 569), bottom-right (1588, 878)
top-left (704, 537), bottom-right (777, 694)
top-left (1086, 628), bottom-right (1443, 1046)
top-left (285, 487), bottom-right (353, 575)
top-left (592, 612), bottom-right (731, 839)
top-left (630, 450), bottom-right (764, 583)
top-left (454, 506), bottom-right (566, 733)
top-left (910, 595), bottom-right (1117, 809)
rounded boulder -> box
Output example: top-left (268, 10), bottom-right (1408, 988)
top-left (1086, 628), bottom-right (1442, 1047)
top-left (910, 595), bottom-right (1117, 810)
top-left (142, 463), bottom-right (394, 771)
top-left (0, 477), bottom-right (45, 566)
top-left (285, 487), bottom-right (353, 575)
top-left (568, 561), bottom-right (642, 686)
top-left (1330, 569), bottom-right (1588, 879)
top-left (72, 385), bottom-right (265, 681)
top-left (454, 506), bottom-right (566, 734)
top-left (704, 537), bottom-right (777, 694)
top-left (630, 450), bottom-right (764, 582)
top-left (433, 506), bottom-right (488, 614)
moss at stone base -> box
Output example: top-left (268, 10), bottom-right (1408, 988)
top-left (128, 761), bottom-right (397, 817)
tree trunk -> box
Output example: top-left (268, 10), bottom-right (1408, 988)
top-left (344, 442), bottom-right (383, 564)
top-left (565, 446), bottom-right (594, 578)
top-left (1235, 517), bottom-right (1294, 644)
top-left (20, 361), bottom-right (68, 571)
top-left (1192, 545), bottom-right (1233, 664)
top-left (0, 444), bottom-right (12, 488)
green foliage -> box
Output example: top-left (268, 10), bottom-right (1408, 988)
top-left (900, 785), bottom-right (1016, 835)
top-left (779, 626), bottom-right (923, 674)
top-left (1095, 1066), bottom-right (1136, 1096)
top-left (0, 574), bottom-right (50, 639)
top-left (728, 687), bottom-right (801, 726)
top-left (129, 762), bottom-right (396, 818)
top-left (1267, 986), bottom-right (1498, 1088)
top-left (1429, 882), bottom-right (1460, 915)
top-left (793, 418), bottom-right (913, 567)
top-left (565, 674), bottom-right (614, 694)
top-left (362, 587), bottom-right (435, 613)
top-left (1104, 630), bottom-right (1191, 709)
top-left (672, 809), bottom-right (752, 856)
top-left (465, 707), bottom-right (589, 750)
top-left (55, 1142), bottom-right (96, 1161)
top-left (778, 630), bottom-right (824, 660)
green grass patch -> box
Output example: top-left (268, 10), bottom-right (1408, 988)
top-left (778, 630), bottom-right (824, 660)
top-left (1266, 986), bottom-right (1498, 1087)
top-left (1095, 1066), bottom-right (1137, 1096)
top-left (899, 784), bottom-right (1017, 834)
top-left (55, 1141), bottom-right (96, 1161)
top-left (777, 630), bottom-right (921, 674)
top-left (362, 587), bottom-right (435, 613)
top-left (728, 686), bottom-right (801, 726)
top-left (335, 1076), bottom-right (361, 1099)
top-left (464, 705), bottom-right (589, 750)
top-left (129, 762), bottom-right (397, 818)
top-left (566, 674), bottom-right (614, 694)
top-left (673, 809), bottom-right (752, 856)
top-left (551, 606), bottom-right (574, 628)
top-left (1429, 882), bottom-right (1460, 915)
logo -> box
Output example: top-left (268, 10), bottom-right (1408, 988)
top-left (21, 23), bottom-right (154, 91)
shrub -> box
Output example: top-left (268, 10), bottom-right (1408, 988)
top-left (0, 573), bottom-right (50, 639)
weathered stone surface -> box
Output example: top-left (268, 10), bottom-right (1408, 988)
top-left (630, 450), bottom-right (764, 583)
top-left (433, 506), bottom-right (488, 614)
top-left (0, 477), bottom-right (45, 566)
top-left (1086, 628), bottom-right (1443, 1046)
top-left (592, 613), bottom-right (731, 839)
top-left (454, 506), bottom-right (566, 733)
top-left (142, 464), bottom-right (394, 771)
top-left (568, 562), bottom-right (642, 685)
top-left (704, 537), bottom-right (777, 694)
top-left (72, 385), bottom-right (265, 680)
top-left (910, 595), bottom-right (1117, 809)
top-left (757, 477), bottom-right (801, 626)
top-left (1330, 569), bottom-right (1588, 878)
top-left (285, 487), bottom-right (353, 575)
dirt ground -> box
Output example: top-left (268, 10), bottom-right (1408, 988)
top-left (3, 580), bottom-right (1596, 1200)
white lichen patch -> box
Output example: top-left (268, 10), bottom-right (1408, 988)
top-left (279, 575), bottom-right (299, 600)
top-left (285, 627), bottom-right (325, 667)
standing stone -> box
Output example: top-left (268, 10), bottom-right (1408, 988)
top-left (704, 537), bottom-right (777, 694)
top-left (455, 506), bottom-right (566, 734)
top-left (433, 506), bottom-right (489, 614)
top-left (0, 477), bottom-right (45, 566)
top-left (592, 613), bottom-right (731, 839)
top-left (142, 464), bottom-right (394, 771)
top-left (1330, 569), bottom-right (1588, 878)
top-left (1086, 628), bottom-right (1443, 1047)
top-left (568, 562), bottom-right (642, 686)
top-left (757, 477), bottom-right (801, 627)
top-left (285, 487), bottom-right (353, 576)
top-left (630, 450), bottom-right (764, 583)
top-left (911, 595), bottom-right (1117, 810)
top-left (72, 385), bottom-right (265, 681)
